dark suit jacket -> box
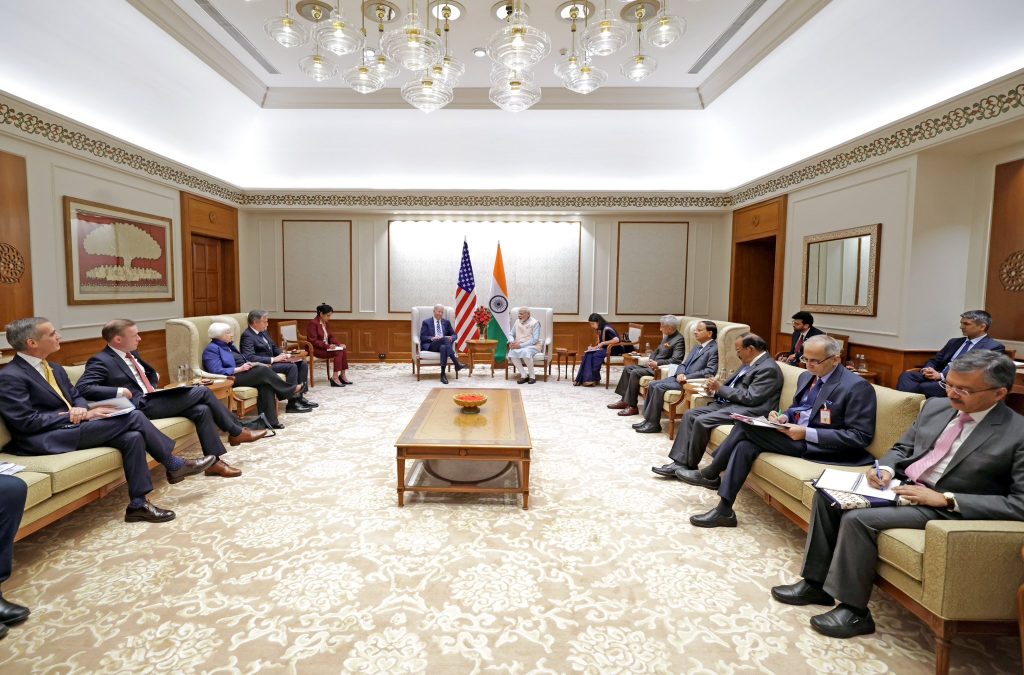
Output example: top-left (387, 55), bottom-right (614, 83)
top-left (202, 340), bottom-right (246, 375)
top-left (714, 353), bottom-right (783, 416)
top-left (880, 398), bottom-right (1024, 520)
top-left (677, 339), bottom-right (718, 378)
top-left (77, 346), bottom-right (160, 400)
top-left (925, 335), bottom-right (1005, 371)
top-left (419, 317), bottom-right (456, 347)
top-left (0, 356), bottom-right (92, 455)
top-left (650, 331), bottom-right (686, 366)
top-left (788, 325), bottom-right (825, 358)
top-left (785, 365), bottom-right (876, 463)
top-left (240, 328), bottom-right (282, 364)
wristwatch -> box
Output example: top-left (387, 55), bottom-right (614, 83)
top-left (942, 491), bottom-right (957, 511)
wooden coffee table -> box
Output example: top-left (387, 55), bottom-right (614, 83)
top-left (395, 388), bottom-right (532, 509)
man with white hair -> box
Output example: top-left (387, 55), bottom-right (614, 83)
top-left (608, 315), bottom-right (687, 417)
top-left (506, 308), bottom-right (542, 384)
top-left (418, 304), bottom-right (464, 385)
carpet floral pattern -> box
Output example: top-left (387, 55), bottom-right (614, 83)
top-left (1, 364), bottom-right (1019, 673)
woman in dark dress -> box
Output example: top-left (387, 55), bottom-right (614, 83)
top-left (306, 303), bottom-right (352, 387)
top-left (575, 313), bottom-right (623, 387)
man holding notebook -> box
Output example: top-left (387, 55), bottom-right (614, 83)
top-left (771, 350), bottom-right (1024, 638)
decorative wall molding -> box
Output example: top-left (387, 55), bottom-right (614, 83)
top-left (236, 192), bottom-right (730, 210)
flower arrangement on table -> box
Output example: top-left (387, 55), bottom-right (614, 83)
top-left (472, 306), bottom-right (492, 338)
top-left (453, 392), bottom-right (488, 413)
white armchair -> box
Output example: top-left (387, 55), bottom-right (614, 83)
top-left (503, 307), bottom-right (554, 382)
top-left (411, 305), bottom-right (461, 381)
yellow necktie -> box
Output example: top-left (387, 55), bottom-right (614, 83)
top-left (41, 360), bottom-right (72, 410)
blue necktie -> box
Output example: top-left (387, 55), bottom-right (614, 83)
top-left (715, 365), bottom-right (749, 403)
top-left (942, 339), bottom-right (974, 376)
top-left (678, 344), bottom-right (702, 375)
top-left (786, 377), bottom-right (822, 419)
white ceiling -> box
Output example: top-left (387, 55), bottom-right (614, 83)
top-left (1, 0), bottom-right (1023, 193)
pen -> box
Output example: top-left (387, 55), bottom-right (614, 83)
top-left (873, 460), bottom-right (882, 481)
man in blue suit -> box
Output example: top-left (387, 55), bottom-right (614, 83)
top-left (240, 310), bottom-right (315, 409)
top-left (0, 474), bottom-right (30, 640)
top-left (0, 318), bottom-right (215, 523)
top-left (633, 320), bottom-right (719, 430)
top-left (77, 319), bottom-right (266, 479)
top-left (897, 310), bottom-right (1005, 398)
top-left (419, 304), bottom-right (464, 385)
top-left (679, 335), bottom-right (877, 528)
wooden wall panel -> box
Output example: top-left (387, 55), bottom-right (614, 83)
top-left (0, 151), bottom-right (33, 331)
top-left (50, 329), bottom-right (169, 384)
top-left (987, 159), bottom-right (1024, 342)
top-left (774, 331), bottom-right (935, 389)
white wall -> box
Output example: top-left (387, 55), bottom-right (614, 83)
top-left (0, 134), bottom-right (184, 349)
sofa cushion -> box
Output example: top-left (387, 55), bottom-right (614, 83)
top-left (878, 528), bottom-right (925, 581)
top-left (230, 386), bottom-right (259, 402)
top-left (11, 447), bottom-right (124, 493)
top-left (150, 416), bottom-right (197, 439)
top-left (866, 386), bottom-right (925, 458)
top-left (13, 471), bottom-right (51, 510)
top-left (751, 454), bottom-right (867, 503)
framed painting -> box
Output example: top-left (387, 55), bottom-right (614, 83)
top-left (63, 197), bottom-right (174, 305)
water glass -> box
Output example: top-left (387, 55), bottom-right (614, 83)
top-left (177, 364), bottom-right (189, 385)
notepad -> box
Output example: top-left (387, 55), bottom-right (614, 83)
top-left (814, 467), bottom-right (900, 501)
top-left (728, 413), bottom-right (789, 429)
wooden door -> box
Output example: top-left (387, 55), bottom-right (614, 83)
top-left (180, 192), bottom-right (239, 317)
top-left (191, 235), bottom-right (224, 316)
top-left (988, 159), bottom-right (1024, 342)
top-left (731, 236), bottom-right (777, 340)
top-left (0, 151), bottom-right (33, 332)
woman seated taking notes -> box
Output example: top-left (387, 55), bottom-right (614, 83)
top-left (307, 303), bottom-right (352, 387)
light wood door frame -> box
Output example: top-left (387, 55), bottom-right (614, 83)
top-left (0, 151), bottom-right (34, 332)
top-left (729, 196), bottom-right (787, 354)
top-left (180, 192), bottom-right (239, 317)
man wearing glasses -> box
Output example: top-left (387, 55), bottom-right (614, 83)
top-left (896, 310), bottom-right (1005, 397)
top-left (771, 350), bottom-right (1024, 638)
top-left (678, 335), bottom-right (877, 527)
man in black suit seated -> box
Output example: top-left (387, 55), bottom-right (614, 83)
top-left (896, 310), bottom-right (1005, 398)
top-left (772, 350), bottom-right (1024, 638)
top-left (77, 319), bottom-right (265, 480)
top-left (0, 475), bottom-right (30, 640)
top-left (778, 311), bottom-right (824, 365)
top-left (679, 335), bottom-right (877, 528)
top-left (633, 320), bottom-right (719, 431)
top-left (651, 333), bottom-right (783, 472)
top-left (0, 318), bottom-right (214, 523)
top-left (419, 304), bottom-right (464, 385)
top-left (240, 310), bottom-right (316, 410)
top-left (608, 315), bottom-right (686, 417)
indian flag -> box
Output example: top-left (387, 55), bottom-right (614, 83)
top-left (486, 243), bottom-right (511, 361)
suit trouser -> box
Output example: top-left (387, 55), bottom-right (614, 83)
top-left (896, 371), bottom-right (947, 398)
top-left (667, 404), bottom-right (734, 468)
top-left (424, 340), bottom-right (461, 372)
top-left (0, 475), bottom-right (27, 585)
top-left (272, 360), bottom-right (308, 394)
top-left (70, 411), bottom-right (176, 500)
top-left (642, 376), bottom-right (682, 423)
top-left (707, 424), bottom-right (805, 502)
top-left (801, 491), bottom-right (955, 608)
top-left (141, 386), bottom-right (241, 457)
top-left (232, 366), bottom-right (296, 424)
top-left (614, 365), bottom-right (655, 406)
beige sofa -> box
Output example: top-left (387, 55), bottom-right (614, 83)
top-left (0, 365), bottom-right (198, 541)
top-left (699, 362), bottom-right (1024, 673)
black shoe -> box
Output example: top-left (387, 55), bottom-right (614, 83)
top-left (0, 594), bottom-right (30, 626)
top-left (634, 423), bottom-right (662, 433)
top-left (632, 420), bottom-right (650, 429)
top-left (329, 379), bottom-right (346, 387)
top-left (771, 580), bottom-right (835, 606)
top-left (454, 362), bottom-right (465, 373)
top-left (809, 606), bottom-right (875, 638)
top-left (0, 622), bottom-right (6, 639)
top-left (517, 377), bottom-right (528, 384)
top-left (298, 396), bottom-right (319, 408)
top-left (166, 455), bottom-right (217, 484)
top-left (269, 421), bottom-right (285, 430)
top-left (689, 505), bottom-right (737, 528)
top-left (125, 500), bottom-right (176, 523)
top-left (285, 400), bottom-right (312, 413)
top-left (675, 468), bottom-right (721, 490)
top-left (651, 462), bottom-right (686, 477)
top-left (528, 378), bottom-right (536, 384)
top-left (440, 374), bottom-right (449, 384)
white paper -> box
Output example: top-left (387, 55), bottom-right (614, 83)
top-left (328, 345), bottom-right (345, 351)
top-left (815, 468), bottom-right (900, 500)
top-left (0, 462), bottom-right (25, 475)
top-left (88, 397), bottom-right (135, 411)
top-left (729, 413), bottom-right (788, 429)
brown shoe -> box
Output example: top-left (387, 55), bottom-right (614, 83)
top-left (617, 406), bottom-right (639, 416)
top-left (228, 428), bottom-right (268, 446)
top-left (607, 400), bottom-right (629, 410)
top-left (205, 459), bottom-right (242, 478)
top-left (582, 381), bottom-right (596, 387)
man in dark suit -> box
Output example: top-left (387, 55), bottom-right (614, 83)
top-left (0, 318), bottom-right (215, 523)
top-left (896, 310), bottom-right (1005, 398)
top-left (608, 315), bottom-right (687, 417)
top-left (778, 311), bottom-right (824, 365)
top-left (633, 320), bottom-right (719, 430)
top-left (419, 304), bottom-right (464, 385)
top-left (772, 350), bottom-right (1023, 638)
top-left (0, 474), bottom-right (30, 640)
top-left (77, 319), bottom-right (266, 479)
top-left (679, 335), bottom-right (877, 528)
top-left (651, 333), bottom-right (783, 470)
top-left (240, 310), bottom-right (316, 410)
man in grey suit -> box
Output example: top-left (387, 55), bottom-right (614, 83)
top-left (651, 333), bottom-right (783, 472)
top-left (771, 350), bottom-right (1024, 639)
top-left (608, 315), bottom-right (686, 417)
top-left (633, 321), bottom-right (719, 431)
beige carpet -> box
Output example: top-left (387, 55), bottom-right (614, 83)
top-left (1, 364), bottom-right (1019, 673)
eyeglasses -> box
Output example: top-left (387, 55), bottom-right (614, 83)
top-left (799, 355), bottom-right (837, 366)
top-left (938, 381), bottom-right (1002, 397)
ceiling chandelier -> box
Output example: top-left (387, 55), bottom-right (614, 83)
top-left (257, 1), bottom-right (691, 112)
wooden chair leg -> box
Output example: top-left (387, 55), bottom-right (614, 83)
top-left (308, 355), bottom-right (316, 387)
top-left (668, 407), bottom-right (678, 439)
top-left (1018, 574), bottom-right (1024, 668)
top-left (932, 619), bottom-right (956, 675)
top-left (605, 361), bottom-right (611, 389)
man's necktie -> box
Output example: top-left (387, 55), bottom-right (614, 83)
top-left (41, 361), bottom-right (72, 410)
top-left (942, 339), bottom-right (974, 376)
top-left (905, 412), bottom-right (973, 482)
top-left (678, 344), bottom-right (702, 375)
top-left (786, 376), bottom-right (822, 418)
top-left (435, 320), bottom-right (442, 337)
top-left (715, 365), bottom-right (749, 403)
top-left (127, 353), bottom-right (156, 393)
top-left (794, 332), bottom-right (805, 355)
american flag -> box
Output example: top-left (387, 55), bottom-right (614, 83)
top-left (454, 240), bottom-right (479, 351)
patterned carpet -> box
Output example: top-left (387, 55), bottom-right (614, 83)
top-left (1, 364), bottom-right (1019, 673)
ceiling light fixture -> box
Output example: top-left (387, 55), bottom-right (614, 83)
top-left (315, 1), bottom-right (364, 56)
top-left (620, 5), bottom-right (656, 81)
top-left (486, 0), bottom-right (550, 73)
top-left (265, 0), bottom-right (309, 48)
top-left (581, 0), bottom-right (628, 56)
top-left (644, 0), bottom-right (686, 48)
top-left (381, 0), bottom-right (443, 71)
top-left (343, 4), bottom-right (384, 91)
top-left (299, 5), bottom-right (340, 80)
top-left (553, 4), bottom-right (583, 85)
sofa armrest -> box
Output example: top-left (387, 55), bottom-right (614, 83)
top-left (920, 520), bottom-right (1024, 620)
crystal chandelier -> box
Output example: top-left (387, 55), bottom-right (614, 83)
top-left (566, 57), bottom-right (607, 95)
top-left (581, 1), bottom-right (628, 57)
top-left (401, 74), bottom-right (453, 113)
top-left (315, 1), bottom-right (364, 56)
top-left (486, 1), bottom-right (550, 73)
top-left (489, 67), bottom-right (542, 113)
top-left (428, 4), bottom-right (465, 89)
top-left (370, 5), bottom-right (400, 83)
top-left (553, 4), bottom-right (582, 85)
top-left (265, 0), bottom-right (308, 48)
top-left (620, 5), bottom-right (656, 82)
top-left (645, 0), bottom-right (687, 49)
top-left (381, 1), bottom-right (443, 72)
top-left (343, 62), bottom-right (384, 92)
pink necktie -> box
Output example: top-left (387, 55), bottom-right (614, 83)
top-left (127, 353), bottom-right (156, 393)
top-left (905, 412), bottom-right (973, 482)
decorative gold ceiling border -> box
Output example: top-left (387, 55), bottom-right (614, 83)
top-left (234, 192), bottom-right (729, 209)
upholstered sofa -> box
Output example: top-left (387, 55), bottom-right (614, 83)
top-left (696, 361), bottom-right (1024, 673)
top-left (0, 365), bottom-right (198, 541)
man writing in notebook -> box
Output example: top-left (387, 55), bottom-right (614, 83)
top-left (771, 350), bottom-right (1024, 638)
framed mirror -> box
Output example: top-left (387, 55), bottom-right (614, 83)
top-left (801, 223), bottom-right (881, 316)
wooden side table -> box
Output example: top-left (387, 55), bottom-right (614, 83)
top-left (553, 348), bottom-right (577, 381)
top-left (852, 369), bottom-right (879, 384)
top-left (466, 339), bottom-right (498, 378)
top-left (203, 378), bottom-right (235, 408)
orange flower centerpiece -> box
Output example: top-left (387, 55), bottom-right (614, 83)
top-left (453, 392), bottom-right (488, 414)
